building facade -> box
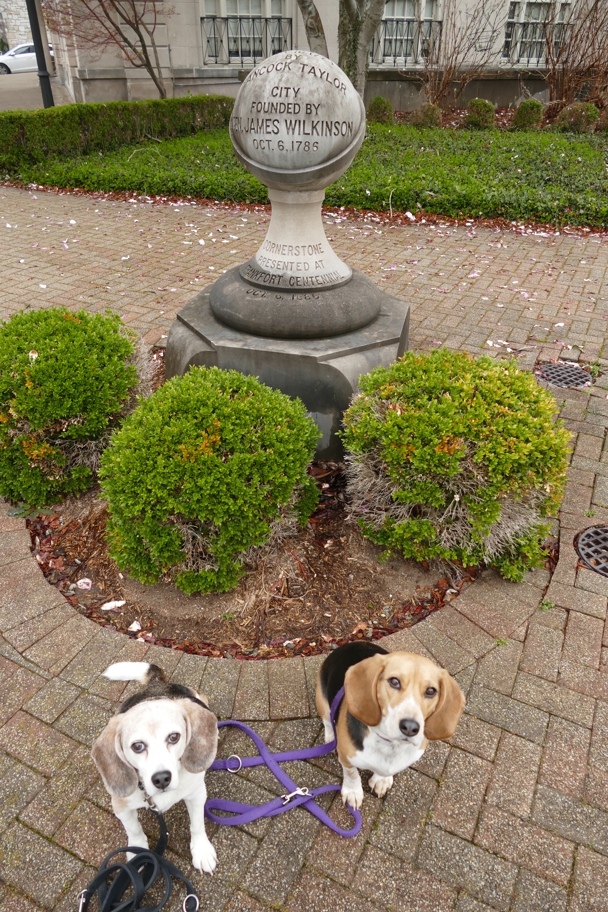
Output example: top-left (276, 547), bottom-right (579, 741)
top-left (0, 0), bottom-right (31, 51)
top-left (50, 0), bottom-right (557, 107)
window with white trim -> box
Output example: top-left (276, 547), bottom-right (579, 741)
top-left (502, 1), bottom-right (571, 65)
top-left (201, 0), bottom-right (290, 65)
top-left (370, 0), bottom-right (441, 67)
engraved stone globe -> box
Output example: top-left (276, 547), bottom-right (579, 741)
top-left (230, 49), bottom-right (366, 193)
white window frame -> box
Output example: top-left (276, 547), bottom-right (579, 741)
top-left (502, 0), bottom-right (571, 66)
top-left (200, 0), bottom-right (290, 66)
top-left (369, 0), bottom-right (441, 68)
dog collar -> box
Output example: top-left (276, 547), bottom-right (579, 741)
top-left (119, 683), bottom-right (210, 715)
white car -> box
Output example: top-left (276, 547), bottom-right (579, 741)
top-left (0, 43), bottom-right (53, 75)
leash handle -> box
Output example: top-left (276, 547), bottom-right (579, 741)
top-left (207, 687), bottom-right (362, 837)
top-left (78, 811), bottom-right (199, 912)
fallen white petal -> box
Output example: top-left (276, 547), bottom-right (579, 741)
top-left (76, 578), bottom-right (92, 590)
top-left (101, 599), bottom-right (126, 611)
top-left (128, 620), bottom-right (142, 632)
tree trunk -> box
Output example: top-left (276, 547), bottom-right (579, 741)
top-left (338, 0), bottom-right (386, 97)
top-left (296, 0), bottom-right (328, 57)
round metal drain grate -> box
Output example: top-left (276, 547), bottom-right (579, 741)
top-left (576, 526), bottom-right (608, 577)
top-left (536, 362), bottom-right (592, 388)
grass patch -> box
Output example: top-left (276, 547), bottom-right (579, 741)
top-left (10, 123), bottom-right (608, 226)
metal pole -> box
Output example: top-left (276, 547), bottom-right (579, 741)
top-left (24, 0), bottom-right (54, 108)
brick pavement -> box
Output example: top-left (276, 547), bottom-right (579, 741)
top-left (1, 185), bottom-right (608, 911)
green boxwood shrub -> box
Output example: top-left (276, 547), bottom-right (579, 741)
top-left (596, 108), bottom-right (608, 132)
top-left (513, 98), bottom-right (543, 130)
top-left (99, 367), bottom-right (320, 595)
top-left (0, 308), bottom-right (140, 508)
top-left (0, 94), bottom-right (233, 171)
top-left (367, 95), bottom-right (394, 124)
top-left (466, 98), bottom-right (496, 130)
top-left (411, 102), bottom-right (442, 128)
top-left (342, 350), bottom-right (571, 582)
top-left (555, 102), bottom-right (599, 133)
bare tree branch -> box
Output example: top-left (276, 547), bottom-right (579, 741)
top-left (532, 0), bottom-right (608, 109)
top-left (417, 0), bottom-right (506, 108)
top-left (42, 0), bottom-right (172, 98)
top-left (295, 0), bottom-right (328, 58)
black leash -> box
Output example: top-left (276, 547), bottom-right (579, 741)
top-left (77, 808), bottom-right (199, 912)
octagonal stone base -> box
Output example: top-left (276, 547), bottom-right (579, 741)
top-left (165, 283), bottom-right (410, 460)
top-left (210, 265), bottom-right (382, 339)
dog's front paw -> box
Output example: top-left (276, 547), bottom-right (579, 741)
top-left (323, 720), bottom-right (334, 744)
top-left (191, 835), bottom-right (217, 874)
top-left (341, 784), bottom-right (364, 810)
top-left (369, 773), bottom-right (394, 798)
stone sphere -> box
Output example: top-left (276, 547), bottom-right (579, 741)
top-left (230, 50), bottom-right (366, 192)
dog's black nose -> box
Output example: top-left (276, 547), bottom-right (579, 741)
top-left (399, 718), bottom-right (420, 738)
top-left (152, 770), bottom-right (172, 790)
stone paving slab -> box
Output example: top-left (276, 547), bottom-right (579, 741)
top-left (1, 187), bottom-right (608, 909)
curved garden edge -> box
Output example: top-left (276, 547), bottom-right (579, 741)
top-left (0, 491), bottom-right (556, 722)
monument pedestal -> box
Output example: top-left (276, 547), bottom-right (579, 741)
top-left (165, 277), bottom-right (409, 461)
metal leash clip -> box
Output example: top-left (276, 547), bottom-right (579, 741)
top-left (226, 754), bottom-right (243, 773)
top-left (138, 780), bottom-right (160, 810)
top-left (281, 787), bottom-right (311, 805)
top-left (77, 889), bottom-right (88, 912)
top-left (183, 895), bottom-right (200, 912)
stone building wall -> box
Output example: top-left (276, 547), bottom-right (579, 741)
top-left (0, 0), bottom-right (30, 50)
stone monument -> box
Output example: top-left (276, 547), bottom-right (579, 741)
top-left (166, 50), bottom-right (409, 459)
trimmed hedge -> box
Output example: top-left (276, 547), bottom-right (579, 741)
top-left (466, 98), bottom-right (495, 130)
top-left (367, 95), bottom-right (394, 125)
top-left (0, 94), bottom-right (233, 170)
top-left (0, 308), bottom-right (139, 508)
top-left (513, 98), bottom-right (543, 131)
top-left (555, 102), bottom-right (599, 134)
top-left (343, 350), bottom-right (570, 581)
top-left (411, 103), bottom-right (442, 128)
top-left (100, 367), bottom-right (320, 595)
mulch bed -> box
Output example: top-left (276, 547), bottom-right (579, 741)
top-left (23, 350), bottom-right (559, 661)
top-left (26, 463), bottom-right (484, 660)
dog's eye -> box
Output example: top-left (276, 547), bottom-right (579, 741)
top-left (131, 741), bottom-right (146, 753)
top-left (167, 732), bottom-right (181, 745)
top-left (387, 677), bottom-right (401, 690)
top-left (425, 686), bottom-right (438, 698)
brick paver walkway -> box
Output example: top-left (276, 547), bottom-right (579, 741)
top-left (1, 185), bottom-right (608, 911)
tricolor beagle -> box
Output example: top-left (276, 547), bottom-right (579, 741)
top-left (316, 642), bottom-right (465, 809)
top-left (91, 662), bottom-right (218, 874)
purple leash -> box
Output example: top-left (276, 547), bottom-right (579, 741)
top-left (205, 686), bottom-right (362, 837)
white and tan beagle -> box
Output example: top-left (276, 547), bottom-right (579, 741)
top-left (91, 662), bottom-right (218, 874)
top-left (316, 642), bottom-right (465, 809)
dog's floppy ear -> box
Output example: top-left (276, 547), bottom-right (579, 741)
top-left (180, 701), bottom-right (218, 773)
top-left (424, 669), bottom-right (466, 741)
top-left (91, 715), bottom-right (138, 797)
top-left (344, 654), bottom-right (386, 727)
